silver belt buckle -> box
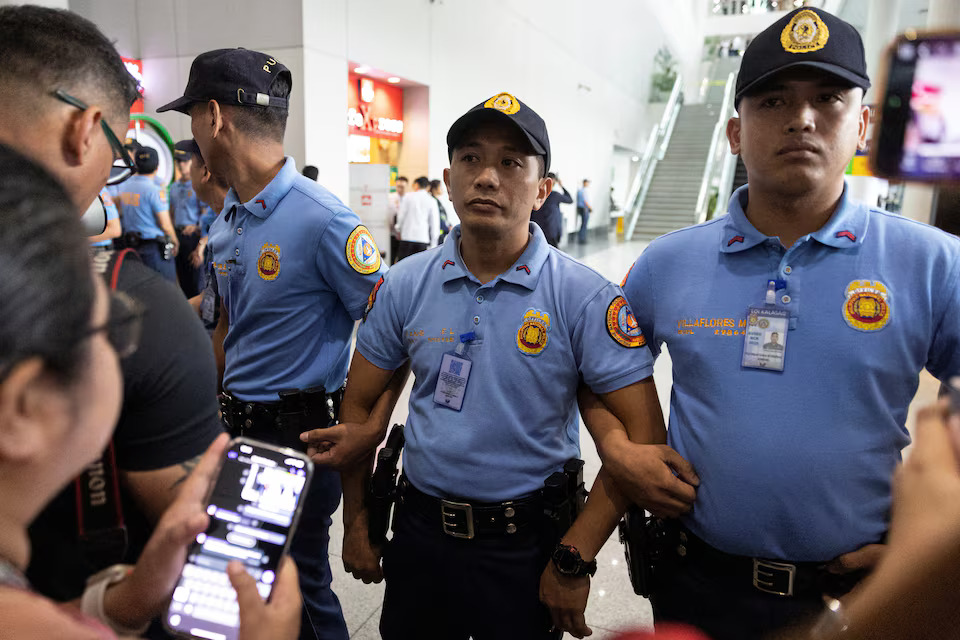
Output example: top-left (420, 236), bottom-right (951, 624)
top-left (753, 558), bottom-right (796, 596)
top-left (440, 500), bottom-right (475, 539)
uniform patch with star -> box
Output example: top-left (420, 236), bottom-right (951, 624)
top-left (258, 243), bottom-right (281, 281)
top-left (346, 225), bottom-right (382, 275)
top-left (781, 9), bottom-right (829, 53)
top-left (606, 296), bottom-right (645, 348)
top-left (843, 280), bottom-right (890, 331)
top-left (517, 308), bottom-right (551, 356)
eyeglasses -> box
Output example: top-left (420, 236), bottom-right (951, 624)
top-left (53, 89), bottom-right (135, 186)
top-left (82, 291), bottom-right (144, 359)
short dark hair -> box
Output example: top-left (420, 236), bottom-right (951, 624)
top-left (0, 144), bottom-right (94, 384)
top-left (191, 148), bottom-right (229, 189)
top-left (223, 71), bottom-right (291, 142)
top-left (414, 176), bottom-right (430, 190)
top-left (396, 176), bottom-right (409, 183)
top-left (0, 6), bottom-right (139, 118)
top-left (429, 179), bottom-right (442, 192)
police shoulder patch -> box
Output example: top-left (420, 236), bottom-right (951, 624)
top-left (606, 296), bottom-right (645, 348)
top-left (621, 263), bottom-right (634, 288)
top-left (258, 243), bottom-right (281, 281)
top-left (346, 225), bottom-right (382, 275)
top-left (843, 280), bottom-right (890, 331)
top-left (781, 9), bottom-right (829, 54)
top-left (517, 308), bottom-right (551, 356)
top-left (363, 276), bottom-right (384, 323)
top-left (484, 92), bottom-right (521, 115)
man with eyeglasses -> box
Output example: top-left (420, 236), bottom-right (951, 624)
top-left (0, 6), bottom-right (224, 636)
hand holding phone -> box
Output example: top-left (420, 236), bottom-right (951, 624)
top-left (227, 556), bottom-right (301, 640)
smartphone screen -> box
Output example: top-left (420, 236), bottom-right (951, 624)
top-left (164, 438), bottom-right (312, 640)
top-left (873, 33), bottom-right (960, 181)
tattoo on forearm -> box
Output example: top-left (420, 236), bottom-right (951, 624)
top-left (169, 455), bottom-right (201, 491)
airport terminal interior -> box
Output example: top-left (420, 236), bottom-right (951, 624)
top-left (2, 0), bottom-right (960, 638)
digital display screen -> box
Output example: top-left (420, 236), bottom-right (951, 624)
top-left (166, 441), bottom-right (310, 640)
top-left (894, 37), bottom-right (960, 178)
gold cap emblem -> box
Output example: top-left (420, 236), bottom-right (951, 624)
top-left (484, 92), bottom-right (521, 115)
top-left (781, 9), bottom-right (829, 54)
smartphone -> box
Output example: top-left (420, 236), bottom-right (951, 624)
top-left (872, 31), bottom-right (960, 182)
top-left (164, 438), bottom-right (313, 640)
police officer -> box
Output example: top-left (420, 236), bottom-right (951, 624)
top-left (170, 139), bottom-right (207, 296)
top-left (621, 8), bottom-right (960, 640)
top-left (305, 92), bottom-right (698, 639)
top-left (116, 146), bottom-right (178, 281)
top-left (159, 48), bottom-right (387, 640)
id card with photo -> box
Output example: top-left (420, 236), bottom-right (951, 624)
top-left (741, 306), bottom-right (789, 372)
top-left (433, 352), bottom-right (472, 411)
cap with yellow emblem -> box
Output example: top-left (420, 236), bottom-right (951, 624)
top-left (735, 7), bottom-right (870, 108)
top-left (446, 92), bottom-right (550, 175)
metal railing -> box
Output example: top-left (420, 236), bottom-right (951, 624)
top-left (694, 72), bottom-right (736, 224)
top-left (624, 75), bottom-right (684, 240)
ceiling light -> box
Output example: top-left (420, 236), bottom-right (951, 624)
top-left (353, 65), bottom-right (371, 74)
top-left (387, 77), bottom-right (401, 84)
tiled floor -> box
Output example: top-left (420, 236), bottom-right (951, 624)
top-left (329, 229), bottom-right (939, 638)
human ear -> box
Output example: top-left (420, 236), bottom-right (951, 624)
top-left (726, 117), bottom-right (742, 155)
top-left (62, 107), bottom-right (102, 168)
top-left (0, 359), bottom-right (66, 462)
top-left (533, 175), bottom-right (553, 211)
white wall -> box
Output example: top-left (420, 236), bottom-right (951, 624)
top-left (71, 0), bottom-right (706, 223)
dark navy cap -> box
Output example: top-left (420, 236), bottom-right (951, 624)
top-left (173, 139), bottom-right (195, 161)
top-left (135, 146), bottom-right (158, 174)
top-left (157, 48), bottom-right (291, 114)
top-left (446, 92), bottom-right (550, 175)
top-left (735, 7), bottom-right (870, 108)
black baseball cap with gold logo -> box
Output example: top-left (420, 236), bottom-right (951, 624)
top-left (158, 48), bottom-right (290, 114)
top-left (735, 7), bottom-right (870, 108)
top-left (446, 92), bottom-right (551, 175)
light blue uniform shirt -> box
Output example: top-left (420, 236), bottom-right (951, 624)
top-left (170, 179), bottom-right (202, 227)
top-left (91, 187), bottom-right (120, 248)
top-left (358, 223), bottom-right (654, 502)
top-left (116, 175), bottom-right (168, 240)
top-left (622, 184), bottom-right (960, 561)
top-left (210, 157), bottom-right (385, 402)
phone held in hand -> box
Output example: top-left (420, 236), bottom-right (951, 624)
top-left (163, 438), bottom-right (313, 640)
top-left (871, 30), bottom-right (960, 182)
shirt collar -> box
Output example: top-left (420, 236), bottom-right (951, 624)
top-left (438, 222), bottom-right (550, 290)
top-left (720, 183), bottom-right (868, 253)
top-left (222, 157), bottom-right (297, 220)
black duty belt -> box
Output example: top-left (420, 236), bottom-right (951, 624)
top-left (219, 386), bottom-right (344, 452)
top-left (669, 524), bottom-right (867, 598)
top-left (399, 478), bottom-right (543, 540)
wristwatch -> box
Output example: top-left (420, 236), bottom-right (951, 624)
top-left (551, 544), bottom-right (597, 577)
top-left (81, 564), bottom-right (150, 636)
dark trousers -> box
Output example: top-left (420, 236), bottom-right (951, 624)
top-left (380, 497), bottom-right (560, 640)
top-left (395, 240), bottom-right (428, 262)
top-left (577, 208), bottom-right (590, 243)
top-left (291, 467), bottom-right (349, 640)
top-left (390, 235), bottom-right (399, 265)
top-left (135, 241), bottom-right (177, 283)
top-left (651, 548), bottom-right (828, 640)
top-left (175, 228), bottom-right (203, 297)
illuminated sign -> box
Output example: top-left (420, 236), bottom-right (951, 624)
top-left (347, 73), bottom-right (403, 141)
top-left (122, 57), bottom-right (145, 114)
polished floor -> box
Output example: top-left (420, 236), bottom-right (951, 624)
top-left (329, 228), bottom-right (939, 639)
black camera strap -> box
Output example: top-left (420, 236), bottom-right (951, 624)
top-left (73, 248), bottom-right (138, 568)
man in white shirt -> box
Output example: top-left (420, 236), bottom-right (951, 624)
top-left (396, 175), bottom-right (440, 261)
top-left (387, 176), bottom-right (407, 264)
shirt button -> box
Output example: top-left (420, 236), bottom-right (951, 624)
top-left (237, 228), bottom-right (243, 235)
top-left (781, 294), bottom-right (791, 304)
top-left (235, 249), bottom-right (240, 256)
top-left (476, 295), bottom-right (484, 303)
top-left (473, 315), bottom-right (480, 325)
top-left (783, 266), bottom-right (792, 275)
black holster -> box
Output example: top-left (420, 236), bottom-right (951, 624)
top-left (541, 458), bottom-right (588, 544)
top-left (619, 507), bottom-right (669, 597)
top-left (219, 386), bottom-right (342, 452)
top-left (367, 424), bottom-right (404, 546)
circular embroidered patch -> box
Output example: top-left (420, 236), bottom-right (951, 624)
top-left (517, 308), bottom-right (551, 356)
top-left (346, 225), bottom-right (382, 275)
top-left (484, 92), bottom-right (521, 115)
top-left (843, 280), bottom-right (890, 331)
top-left (780, 9), bottom-right (829, 54)
top-left (258, 243), bottom-right (281, 281)
top-left (606, 296), bottom-right (645, 348)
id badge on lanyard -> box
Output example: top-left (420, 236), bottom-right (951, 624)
top-left (741, 280), bottom-right (789, 372)
top-left (433, 331), bottom-right (476, 411)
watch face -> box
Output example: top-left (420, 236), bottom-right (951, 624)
top-left (553, 546), bottom-right (581, 574)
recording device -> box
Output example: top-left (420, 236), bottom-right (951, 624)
top-left (872, 31), bottom-right (960, 182)
top-left (164, 438), bottom-right (313, 640)
top-left (81, 195), bottom-right (107, 236)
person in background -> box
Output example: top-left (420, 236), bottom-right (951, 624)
top-left (395, 175), bottom-right (440, 261)
top-left (116, 147), bottom-right (178, 282)
top-left (576, 178), bottom-right (592, 245)
top-left (531, 171), bottom-right (572, 248)
top-left (429, 178), bottom-right (451, 244)
top-left (88, 186), bottom-right (122, 250)
top-left (387, 175), bottom-right (408, 264)
top-left (170, 139), bottom-right (206, 297)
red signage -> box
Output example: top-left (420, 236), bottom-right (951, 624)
top-left (122, 57), bottom-right (145, 114)
top-left (347, 73), bottom-right (404, 141)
